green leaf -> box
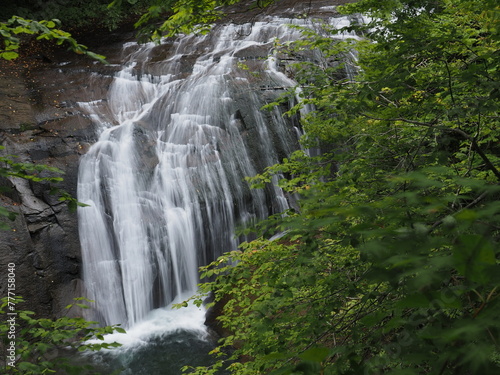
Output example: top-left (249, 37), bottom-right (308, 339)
top-left (298, 347), bottom-right (330, 362)
top-left (1, 51), bottom-right (19, 60)
top-left (453, 235), bottom-right (496, 284)
top-left (18, 362), bottom-right (41, 371)
top-left (395, 293), bottom-right (430, 308)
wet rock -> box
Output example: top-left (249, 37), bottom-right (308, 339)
top-left (0, 35), bottom-right (124, 318)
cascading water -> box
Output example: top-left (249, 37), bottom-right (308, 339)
top-left (76, 10), bottom-right (359, 373)
top-left (77, 20), bottom-right (302, 329)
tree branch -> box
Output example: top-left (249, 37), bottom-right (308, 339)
top-left (360, 114), bottom-right (500, 182)
top-left (429, 191), bottom-right (488, 233)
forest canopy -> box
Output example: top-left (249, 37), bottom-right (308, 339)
top-left (178, 0), bottom-right (500, 374)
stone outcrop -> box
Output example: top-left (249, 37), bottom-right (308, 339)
top-left (0, 32), bottom-right (126, 317)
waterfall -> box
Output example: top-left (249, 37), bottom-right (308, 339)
top-left (77, 14), bottom-right (356, 329)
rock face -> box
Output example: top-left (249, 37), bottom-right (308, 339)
top-left (0, 0), bottom-right (355, 319)
top-left (0, 31), bottom-right (128, 317)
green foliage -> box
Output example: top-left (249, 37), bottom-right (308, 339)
top-left (133, 0), bottom-right (276, 40)
top-left (1, 0), bottom-right (276, 52)
top-left (0, 296), bottom-right (124, 374)
top-left (0, 0), bottom-right (153, 31)
top-left (0, 15), bottom-right (106, 62)
top-left (182, 0), bottom-right (500, 374)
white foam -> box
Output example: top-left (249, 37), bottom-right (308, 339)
top-left (87, 294), bottom-right (207, 351)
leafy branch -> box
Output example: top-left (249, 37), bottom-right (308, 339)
top-left (0, 16), bottom-right (106, 63)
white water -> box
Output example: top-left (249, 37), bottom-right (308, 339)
top-left (80, 297), bottom-right (215, 374)
top-left (77, 14), bottom-right (357, 332)
top-left (86, 295), bottom-right (208, 348)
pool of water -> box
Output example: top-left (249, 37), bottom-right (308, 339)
top-left (79, 303), bottom-right (221, 374)
top-left (88, 329), bottom-right (218, 374)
